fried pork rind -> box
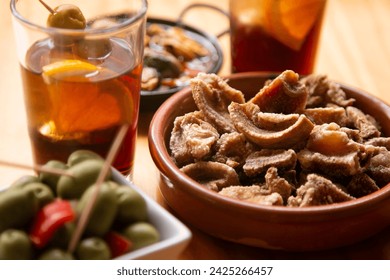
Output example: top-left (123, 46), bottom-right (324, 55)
top-left (340, 127), bottom-right (364, 143)
top-left (170, 111), bottom-right (219, 166)
top-left (327, 82), bottom-right (356, 107)
top-left (149, 25), bottom-right (208, 61)
top-left (306, 123), bottom-right (365, 156)
top-left (212, 132), bottom-right (255, 168)
top-left (366, 148), bottom-right (390, 187)
top-left (304, 107), bottom-right (348, 126)
top-left (346, 173), bottom-right (379, 198)
top-left (368, 167), bottom-right (390, 188)
top-left (169, 71), bottom-right (390, 207)
top-left (298, 149), bottom-right (363, 177)
top-left (298, 123), bottom-right (377, 177)
top-left (255, 111), bottom-right (300, 130)
top-left (346, 106), bottom-right (381, 139)
top-left (219, 167), bottom-right (292, 206)
top-left (365, 137), bottom-right (390, 150)
top-left (219, 186), bottom-right (284, 206)
top-left (287, 174), bottom-right (355, 207)
top-left (250, 70), bottom-right (308, 114)
top-left (243, 149), bottom-right (297, 177)
top-left (191, 73), bottom-right (245, 134)
top-left (301, 74), bottom-right (355, 108)
top-left (264, 167), bottom-right (294, 204)
top-left (228, 102), bottom-right (314, 149)
top-left (180, 161), bottom-right (240, 192)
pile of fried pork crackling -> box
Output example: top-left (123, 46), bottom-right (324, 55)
top-left (169, 70), bottom-right (390, 207)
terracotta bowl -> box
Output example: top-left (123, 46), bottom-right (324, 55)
top-left (148, 72), bottom-right (390, 251)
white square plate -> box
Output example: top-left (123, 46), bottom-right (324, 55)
top-left (112, 170), bottom-right (192, 260)
top-left (0, 169), bottom-right (192, 260)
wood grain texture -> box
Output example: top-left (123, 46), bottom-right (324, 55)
top-left (1, 0), bottom-right (390, 259)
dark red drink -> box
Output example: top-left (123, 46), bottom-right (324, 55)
top-left (230, 0), bottom-right (326, 75)
top-left (21, 38), bottom-right (142, 175)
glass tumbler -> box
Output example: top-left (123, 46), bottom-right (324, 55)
top-left (230, 0), bottom-right (327, 74)
top-left (10, 0), bottom-right (148, 177)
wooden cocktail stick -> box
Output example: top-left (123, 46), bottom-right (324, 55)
top-left (0, 159), bottom-right (74, 177)
top-left (67, 124), bottom-right (129, 253)
top-left (39, 0), bottom-right (55, 14)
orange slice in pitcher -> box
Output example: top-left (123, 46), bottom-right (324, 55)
top-left (263, 0), bottom-right (326, 51)
top-left (42, 59), bottom-right (100, 82)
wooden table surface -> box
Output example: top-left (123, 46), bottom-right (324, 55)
top-left (1, 0), bottom-right (390, 259)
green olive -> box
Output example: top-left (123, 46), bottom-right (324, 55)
top-left (9, 175), bottom-right (40, 189)
top-left (76, 237), bottom-right (111, 260)
top-left (23, 182), bottom-right (54, 208)
top-left (67, 150), bottom-right (103, 167)
top-left (47, 4), bottom-right (86, 29)
top-left (77, 182), bottom-right (118, 236)
top-left (0, 188), bottom-right (39, 233)
top-left (39, 248), bottom-right (74, 260)
top-left (57, 159), bottom-right (111, 199)
top-left (0, 229), bottom-right (32, 260)
top-left (49, 222), bottom-right (76, 250)
top-left (115, 186), bottom-right (148, 225)
top-left (39, 160), bottom-right (68, 194)
top-left (121, 222), bottom-right (159, 250)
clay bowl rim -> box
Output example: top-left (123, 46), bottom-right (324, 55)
top-left (148, 71), bottom-right (390, 220)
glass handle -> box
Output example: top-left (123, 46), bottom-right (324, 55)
top-left (176, 3), bottom-right (230, 38)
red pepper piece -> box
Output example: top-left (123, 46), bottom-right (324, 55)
top-left (29, 199), bottom-right (75, 248)
top-left (104, 231), bottom-right (133, 258)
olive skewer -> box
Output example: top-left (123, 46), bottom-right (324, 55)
top-left (0, 159), bottom-right (74, 178)
top-left (67, 124), bottom-right (129, 253)
top-left (38, 0), bottom-right (54, 14)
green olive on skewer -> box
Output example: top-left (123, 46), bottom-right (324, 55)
top-left (39, 0), bottom-right (86, 29)
top-left (47, 4), bottom-right (86, 29)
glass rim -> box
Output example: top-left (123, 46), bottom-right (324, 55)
top-left (10, 0), bottom-right (148, 35)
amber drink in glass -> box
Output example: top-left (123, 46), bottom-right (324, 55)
top-left (11, 0), bottom-right (147, 177)
top-left (230, 0), bottom-right (327, 74)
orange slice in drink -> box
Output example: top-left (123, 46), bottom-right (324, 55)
top-left (263, 0), bottom-right (326, 51)
top-left (54, 83), bottom-right (124, 133)
top-left (42, 59), bottom-right (100, 82)
top-left (42, 59), bottom-right (132, 135)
